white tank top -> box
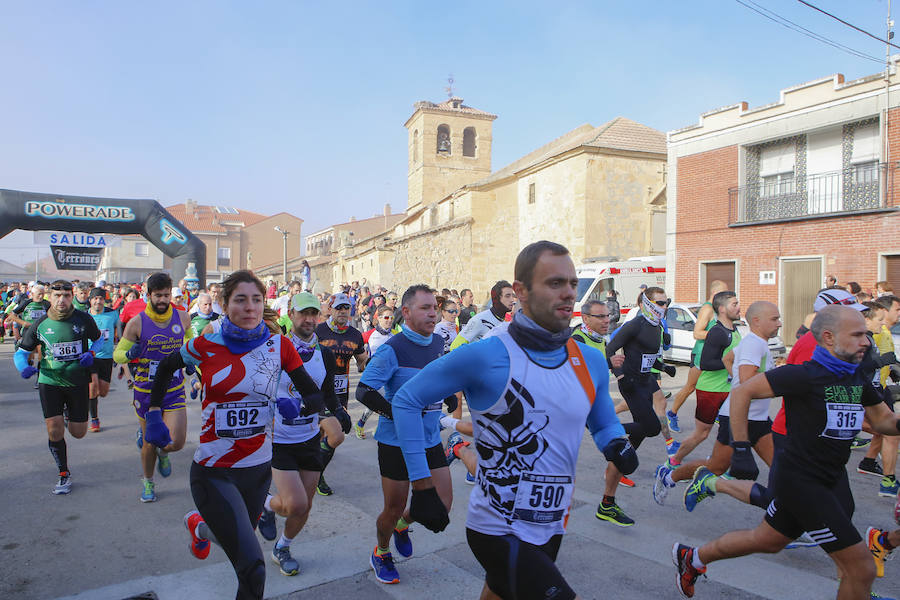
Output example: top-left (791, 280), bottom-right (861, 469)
top-left (466, 332), bottom-right (593, 545)
top-left (272, 339), bottom-right (327, 444)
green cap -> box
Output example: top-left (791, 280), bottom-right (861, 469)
top-left (290, 292), bottom-right (320, 312)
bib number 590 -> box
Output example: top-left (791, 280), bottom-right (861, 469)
top-left (529, 484), bottom-right (566, 509)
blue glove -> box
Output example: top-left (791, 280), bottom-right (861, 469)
top-left (21, 365), bottom-right (38, 379)
top-left (184, 363), bottom-right (196, 376)
top-left (603, 437), bottom-right (638, 475)
top-left (126, 343), bottom-right (141, 360)
top-left (144, 410), bottom-right (172, 448)
top-left (276, 397), bottom-right (300, 421)
top-left (79, 351), bottom-right (94, 367)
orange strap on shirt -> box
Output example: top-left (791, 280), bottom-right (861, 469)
top-left (566, 338), bottom-right (595, 405)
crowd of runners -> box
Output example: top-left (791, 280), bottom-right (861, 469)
top-left (2, 241), bottom-right (900, 600)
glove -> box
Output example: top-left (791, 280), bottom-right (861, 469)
top-left (603, 437), bottom-right (638, 475)
top-left (299, 392), bottom-right (324, 416)
top-left (78, 351), bottom-right (94, 367)
top-left (125, 343), bottom-right (141, 360)
top-left (443, 394), bottom-right (458, 413)
top-left (729, 441), bottom-right (759, 480)
top-left (184, 363), bottom-right (196, 376)
top-left (662, 331), bottom-right (672, 347)
top-left (144, 410), bottom-right (172, 448)
top-left (663, 364), bottom-right (677, 378)
top-left (276, 397), bottom-right (300, 421)
top-left (335, 408), bottom-right (352, 434)
top-left (880, 351), bottom-right (897, 366)
top-left (21, 365), bottom-right (38, 379)
top-left (410, 486), bottom-right (450, 533)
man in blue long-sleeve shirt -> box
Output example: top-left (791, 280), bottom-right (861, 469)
top-left (393, 241), bottom-right (637, 600)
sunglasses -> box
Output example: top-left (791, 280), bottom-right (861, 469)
top-left (50, 284), bottom-right (73, 291)
top-left (379, 315), bottom-right (393, 319)
top-left (444, 309), bottom-right (459, 314)
top-left (653, 299), bottom-right (671, 307)
top-left (586, 313), bottom-right (610, 318)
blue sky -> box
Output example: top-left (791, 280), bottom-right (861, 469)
top-left (0, 0), bottom-right (894, 262)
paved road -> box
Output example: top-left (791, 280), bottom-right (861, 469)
top-left (1, 341), bottom-right (897, 599)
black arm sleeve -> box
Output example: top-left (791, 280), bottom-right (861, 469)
top-left (699, 326), bottom-right (729, 371)
top-left (319, 347), bottom-right (340, 414)
top-left (356, 382), bottom-right (393, 419)
top-left (286, 365), bottom-right (321, 398)
top-left (605, 319), bottom-right (636, 377)
top-left (151, 351), bottom-right (186, 408)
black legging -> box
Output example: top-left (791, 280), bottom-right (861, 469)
top-left (190, 461), bottom-right (271, 600)
top-left (619, 377), bottom-right (661, 449)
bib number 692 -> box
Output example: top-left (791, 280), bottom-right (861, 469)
top-left (226, 408), bottom-right (258, 428)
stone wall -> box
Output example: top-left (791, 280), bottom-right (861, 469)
top-left (387, 218), bottom-right (474, 293)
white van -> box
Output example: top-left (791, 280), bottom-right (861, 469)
top-left (573, 256), bottom-right (666, 325)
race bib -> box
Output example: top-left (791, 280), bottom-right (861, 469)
top-left (215, 400), bottom-right (268, 439)
top-left (100, 329), bottom-right (111, 341)
top-left (822, 403), bottom-right (864, 440)
top-left (27, 308), bottom-right (46, 322)
top-left (334, 374), bottom-right (348, 395)
top-left (147, 360), bottom-right (160, 379)
top-left (512, 473), bottom-right (574, 524)
top-left (640, 353), bottom-right (659, 373)
top-left (282, 413), bottom-right (316, 429)
top-left (50, 340), bottom-right (81, 361)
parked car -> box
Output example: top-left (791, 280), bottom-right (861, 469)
top-left (660, 303), bottom-right (787, 363)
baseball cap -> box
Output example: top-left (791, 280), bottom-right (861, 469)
top-left (331, 292), bottom-right (352, 308)
top-left (290, 292), bottom-right (320, 312)
top-left (171, 287), bottom-right (184, 298)
top-left (813, 288), bottom-right (867, 312)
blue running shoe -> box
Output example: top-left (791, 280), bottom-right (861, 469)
top-left (683, 466), bottom-right (715, 512)
top-left (392, 526), bottom-right (412, 557)
top-left (666, 410), bottom-right (681, 433)
top-left (653, 463), bottom-right (675, 506)
top-left (879, 476), bottom-right (899, 498)
top-left (140, 479), bottom-right (157, 503)
top-left (465, 472), bottom-right (476, 485)
top-left (785, 531), bottom-right (819, 549)
top-left (258, 507), bottom-right (276, 541)
top-left (157, 451), bottom-right (172, 478)
top-left (445, 431), bottom-right (465, 466)
top-left (667, 439), bottom-right (681, 458)
top-left (136, 427), bottom-right (143, 450)
top-left (370, 548), bottom-right (399, 584)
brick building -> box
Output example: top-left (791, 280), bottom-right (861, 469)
top-left (668, 69), bottom-right (900, 338)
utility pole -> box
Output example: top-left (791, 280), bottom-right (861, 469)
top-left (886, 0), bottom-right (894, 206)
top-left (273, 226), bottom-right (289, 286)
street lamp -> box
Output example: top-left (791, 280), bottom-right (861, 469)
top-left (273, 226), bottom-right (290, 286)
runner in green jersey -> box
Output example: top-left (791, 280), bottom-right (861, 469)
top-left (14, 280), bottom-right (101, 495)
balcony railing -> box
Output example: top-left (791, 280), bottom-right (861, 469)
top-left (728, 163), bottom-right (895, 225)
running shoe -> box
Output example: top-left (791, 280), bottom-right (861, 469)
top-left (465, 471), bottom-right (476, 485)
top-left (673, 543), bottom-right (706, 598)
top-left (664, 391), bottom-right (673, 400)
top-left (392, 526), bottom-right (413, 558)
top-left (667, 439), bottom-right (681, 458)
top-left (653, 463), bottom-right (675, 505)
top-left (258, 508), bottom-right (277, 541)
top-left (684, 467), bottom-right (716, 513)
top-left (354, 421), bottom-right (366, 439)
top-left (370, 548), bottom-right (399, 584)
top-left (895, 491), bottom-right (900, 526)
top-left (858, 458), bottom-right (884, 477)
top-left (870, 592), bottom-right (897, 599)
top-left (141, 479), bottom-right (157, 503)
top-left (852, 436), bottom-right (872, 450)
top-left (89, 418), bottom-right (100, 433)
top-left (271, 545), bottom-right (300, 576)
top-left (619, 476), bottom-right (636, 488)
top-left (879, 476), bottom-right (899, 498)
top-left (867, 526), bottom-right (893, 578)
top-left (316, 475), bottom-right (333, 496)
top-left (667, 410), bottom-right (681, 433)
top-left (785, 531), bottom-right (819, 549)
top-left (157, 452), bottom-right (172, 478)
top-left (595, 502), bottom-right (635, 527)
top-left (53, 471), bottom-right (72, 495)
top-left (135, 427), bottom-right (143, 450)
top-left (184, 510), bottom-right (210, 559)
top-left (127, 379), bottom-right (134, 390)
top-left (445, 431), bottom-right (465, 466)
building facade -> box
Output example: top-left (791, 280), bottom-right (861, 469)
top-left (96, 234), bottom-right (165, 283)
top-left (668, 69), bottom-right (900, 339)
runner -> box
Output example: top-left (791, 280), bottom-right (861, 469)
top-left (7, 282), bottom-right (50, 339)
top-left (186, 292), bottom-right (220, 400)
top-left (257, 291), bottom-right (351, 575)
top-left (449, 280), bottom-right (516, 349)
top-left (600, 286), bottom-right (676, 526)
top-left (146, 270), bottom-right (324, 600)
top-left (13, 279), bottom-right (101, 494)
top-left (314, 291), bottom-right (366, 495)
top-left (72, 282), bottom-right (91, 312)
top-left (113, 272), bottom-right (191, 503)
top-left (665, 291), bottom-right (741, 472)
top-left (392, 241), bottom-right (636, 599)
top-left (667, 280), bottom-right (728, 433)
top-left (355, 305), bottom-right (396, 439)
top-left (457, 288), bottom-right (478, 328)
top-left (354, 284), bottom-right (453, 584)
top-left (653, 301), bottom-right (779, 509)
top-left (87, 288), bottom-right (118, 432)
top-left (673, 305), bottom-right (900, 599)
top-left (434, 297), bottom-right (459, 353)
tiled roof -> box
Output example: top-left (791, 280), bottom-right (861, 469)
top-left (413, 97), bottom-right (497, 119)
top-left (164, 203), bottom-right (269, 233)
top-left (472, 117), bottom-right (665, 187)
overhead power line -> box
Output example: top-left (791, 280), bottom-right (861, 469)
top-left (796, 0), bottom-right (900, 51)
top-left (734, 0), bottom-right (884, 63)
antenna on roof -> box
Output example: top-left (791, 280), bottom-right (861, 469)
top-left (445, 74), bottom-right (454, 99)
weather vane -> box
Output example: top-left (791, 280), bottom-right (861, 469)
top-left (445, 74), bottom-right (454, 98)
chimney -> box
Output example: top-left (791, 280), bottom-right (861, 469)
top-left (349, 216), bottom-right (356, 222)
top-left (185, 198), bottom-right (195, 212)
top-left (384, 203), bottom-right (391, 216)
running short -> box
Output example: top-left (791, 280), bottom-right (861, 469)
top-left (39, 383), bottom-right (89, 422)
top-left (272, 435), bottom-right (324, 472)
top-left (377, 442), bottom-right (446, 481)
top-left (89, 358), bottom-right (114, 382)
top-left (765, 469), bottom-right (859, 553)
top-left (466, 528), bottom-right (575, 600)
top-left (695, 390), bottom-right (729, 425)
top-left (715, 415), bottom-right (772, 446)
top-left (132, 388), bottom-right (186, 420)
top-left (336, 392), bottom-right (349, 410)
